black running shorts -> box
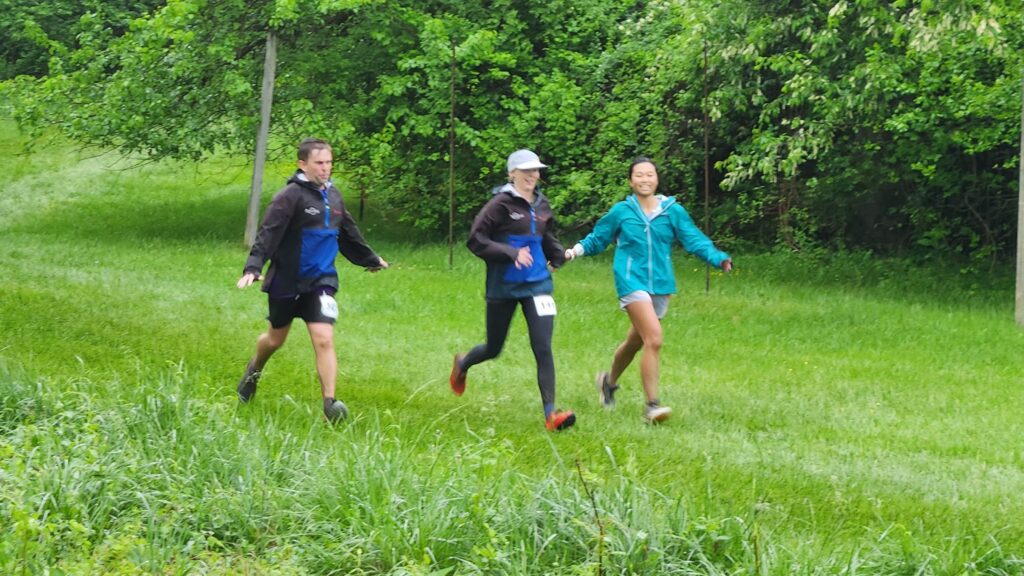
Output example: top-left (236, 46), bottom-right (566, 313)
top-left (267, 290), bottom-right (338, 328)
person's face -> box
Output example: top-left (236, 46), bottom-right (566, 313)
top-left (629, 162), bottom-right (659, 197)
top-left (299, 147), bottom-right (333, 187)
top-left (510, 168), bottom-right (541, 194)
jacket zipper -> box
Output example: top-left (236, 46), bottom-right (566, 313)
top-left (645, 222), bottom-right (654, 291)
top-left (320, 188), bottom-right (330, 227)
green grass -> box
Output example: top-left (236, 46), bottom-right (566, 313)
top-left (2, 119), bottom-right (1024, 574)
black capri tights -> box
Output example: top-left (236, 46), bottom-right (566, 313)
top-left (462, 297), bottom-right (556, 406)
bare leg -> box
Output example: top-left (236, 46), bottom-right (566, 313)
top-left (616, 300), bottom-right (663, 403)
top-left (609, 324), bottom-right (642, 385)
top-left (306, 322), bottom-right (337, 400)
top-left (254, 323), bottom-right (291, 369)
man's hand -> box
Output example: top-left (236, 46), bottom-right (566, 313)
top-left (366, 258), bottom-right (389, 273)
top-left (721, 259), bottom-right (733, 273)
top-left (236, 272), bottom-right (261, 289)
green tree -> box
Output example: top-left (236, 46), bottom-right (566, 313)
top-left (0, 0), bottom-right (163, 80)
top-left (711, 0), bottom-right (1022, 259)
top-left (3, 0), bottom-right (1022, 258)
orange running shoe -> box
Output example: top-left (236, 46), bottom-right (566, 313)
top-left (449, 354), bottom-right (467, 396)
top-left (545, 409), bottom-right (576, 431)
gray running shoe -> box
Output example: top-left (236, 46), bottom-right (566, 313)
top-left (324, 398), bottom-right (349, 423)
top-left (596, 372), bottom-right (618, 408)
top-left (237, 359), bottom-right (261, 403)
top-left (643, 403), bottom-right (672, 424)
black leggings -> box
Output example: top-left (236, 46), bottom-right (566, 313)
top-left (462, 297), bottom-right (556, 406)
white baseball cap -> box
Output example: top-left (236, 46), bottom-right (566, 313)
top-left (507, 149), bottom-right (548, 171)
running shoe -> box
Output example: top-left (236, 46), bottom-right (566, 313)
top-left (449, 354), bottom-right (467, 396)
top-left (324, 398), bottom-right (349, 423)
top-left (643, 403), bottom-right (672, 424)
top-left (237, 359), bottom-right (261, 403)
top-left (545, 409), bottom-right (577, 431)
top-left (596, 371), bottom-right (619, 408)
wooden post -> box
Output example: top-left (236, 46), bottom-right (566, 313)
top-left (245, 30), bottom-right (277, 248)
top-left (703, 39), bottom-right (711, 294)
top-left (1015, 73), bottom-right (1024, 325)
top-left (448, 38), bottom-right (457, 269)
top-left (359, 176), bottom-right (366, 220)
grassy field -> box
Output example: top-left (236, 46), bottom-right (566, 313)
top-left (2, 120), bottom-right (1024, 574)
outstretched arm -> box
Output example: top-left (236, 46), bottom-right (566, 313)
top-left (337, 209), bottom-right (385, 269)
top-left (541, 214), bottom-right (566, 269)
top-left (564, 205), bottom-right (622, 262)
top-left (671, 205), bottom-right (730, 268)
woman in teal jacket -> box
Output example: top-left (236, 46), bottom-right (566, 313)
top-left (565, 157), bottom-right (732, 423)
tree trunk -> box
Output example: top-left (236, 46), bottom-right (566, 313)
top-left (448, 38), bottom-right (457, 269)
top-left (779, 177), bottom-right (800, 251)
top-left (703, 39), bottom-right (711, 294)
top-left (1015, 72), bottom-right (1024, 325)
top-left (245, 31), bottom-right (278, 248)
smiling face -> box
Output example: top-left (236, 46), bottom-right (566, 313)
top-left (298, 147), bottom-right (333, 187)
top-left (629, 161), bottom-right (659, 198)
top-left (509, 167), bottom-right (541, 196)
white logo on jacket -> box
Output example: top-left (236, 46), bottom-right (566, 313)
top-left (305, 207), bottom-right (321, 216)
top-left (509, 211), bottom-right (524, 220)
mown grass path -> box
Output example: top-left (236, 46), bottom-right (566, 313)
top-left (2, 122), bottom-right (1023, 574)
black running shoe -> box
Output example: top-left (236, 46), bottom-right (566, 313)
top-left (324, 397), bottom-right (349, 423)
top-left (237, 359), bottom-right (261, 403)
top-left (596, 371), bottom-right (618, 408)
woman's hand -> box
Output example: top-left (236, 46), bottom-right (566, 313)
top-left (514, 246), bottom-right (534, 269)
top-left (563, 244), bottom-right (584, 262)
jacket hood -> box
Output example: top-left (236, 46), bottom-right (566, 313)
top-left (288, 170), bottom-right (332, 191)
top-left (492, 182), bottom-right (545, 200)
top-left (626, 193), bottom-right (675, 219)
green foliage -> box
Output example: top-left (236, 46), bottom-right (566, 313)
top-left (0, 0), bottom-right (164, 80)
top-left (2, 0), bottom-right (1023, 256)
top-left (712, 0), bottom-right (1023, 258)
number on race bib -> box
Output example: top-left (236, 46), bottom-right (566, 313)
top-left (533, 295), bottom-right (557, 317)
top-left (319, 294), bottom-right (339, 319)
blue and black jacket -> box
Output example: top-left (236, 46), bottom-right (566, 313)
top-left (467, 183), bottom-right (566, 300)
top-left (244, 171), bottom-right (382, 298)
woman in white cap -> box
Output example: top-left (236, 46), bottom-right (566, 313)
top-left (564, 157), bottom-right (732, 423)
top-left (449, 149), bottom-right (576, 431)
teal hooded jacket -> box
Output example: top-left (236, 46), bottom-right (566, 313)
top-left (577, 194), bottom-right (729, 297)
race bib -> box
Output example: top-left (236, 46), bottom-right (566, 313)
top-left (533, 295), bottom-right (557, 317)
top-left (319, 294), bottom-right (339, 319)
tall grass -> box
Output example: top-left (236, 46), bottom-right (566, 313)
top-left (3, 120), bottom-right (1024, 574)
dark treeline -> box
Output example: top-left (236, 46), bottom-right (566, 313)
top-left (2, 0), bottom-right (1021, 262)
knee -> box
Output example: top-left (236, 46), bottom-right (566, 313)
top-left (530, 341), bottom-right (553, 358)
top-left (261, 332), bottom-right (286, 351)
top-left (311, 335), bottom-right (334, 354)
top-left (618, 337), bottom-right (643, 356)
top-left (643, 331), bottom-right (664, 351)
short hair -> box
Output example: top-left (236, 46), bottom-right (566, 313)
top-left (629, 156), bottom-right (658, 179)
top-left (298, 138), bottom-right (331, 161)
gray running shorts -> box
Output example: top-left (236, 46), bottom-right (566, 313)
top-left (619, 290), bottom-right (670, 319)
